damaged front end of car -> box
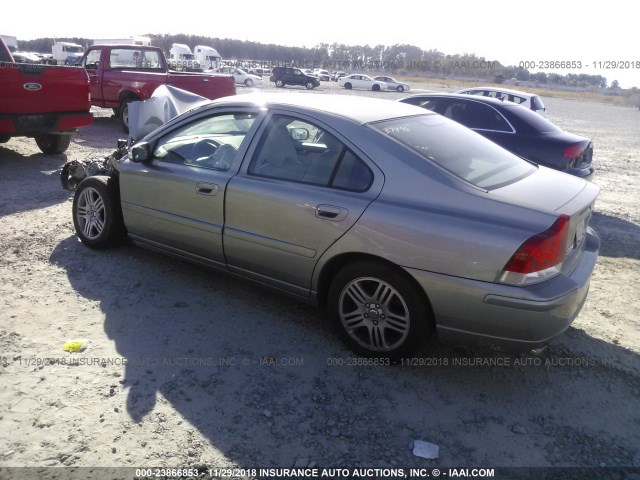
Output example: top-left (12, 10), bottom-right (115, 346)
top-left (60, 139), bottom-right (128, 191)
top-left (60, 85), bottom-right (210, 191)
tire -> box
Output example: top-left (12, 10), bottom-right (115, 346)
top-left (306, 81), bottom-right (315, 90)
top-left (72, 176), bottom-right (125, 249)
top-left (275, 79), bottom-right (285, 88)
top-left (328, 261), bottom-right (432, 358)
top-left (112, 108), bottom-right (120, 117)
top-left (119, 98), bottom-right (137, 133)
top-left (0, 134), bottom-right (10, 144)
top-left (372, 84), bottom-right (381, 92)
top-left (244, 78), bottom-right (254, 87)
top-left (397, 86), bottom-right (404, 92)
top-left (35, 134), bottom-right (72, 154)
top-left (344, 82), bottom-right (352, 90)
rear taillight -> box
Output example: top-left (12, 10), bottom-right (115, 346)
top-left (564, 145), bottom-right (585, 158)
top-left (564, 144), bottom-right (592, 168)
top-left (499, 214), bottom-right (571, 286)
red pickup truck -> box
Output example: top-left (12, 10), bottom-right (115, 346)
top-left (0, 37), bottom-right (92, 154)
top-left (80, 45), bottom-right (236, 131)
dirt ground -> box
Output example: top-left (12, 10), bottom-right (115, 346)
top-left (1, 81), bottom-right (639, 474)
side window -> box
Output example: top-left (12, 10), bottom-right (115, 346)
top-left (153, 112), bottom-right (258, 170)
top-left (332, 150), bottom-right (373, 191)
top-left (444, 102), bottom-right (495, 129)
top-left (490, 110), bottom-right (513, 132)
top-left (83, 49), bottom-right (101, 69)
top-left (248, 115), bottom-right (372, 191)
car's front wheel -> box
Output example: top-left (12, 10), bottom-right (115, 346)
top-left (396, 85), bottom-right (404, 92)
top-left (372, 84), bottom-right (381, 92)
top-left (245, 78), bottom-right (254, 87)
top-left (72, 176), bottom-right (125, 249)
top-left (275, 79), bottom-right (285, 88)
top-left (328, 261), bottom-right (432, 358)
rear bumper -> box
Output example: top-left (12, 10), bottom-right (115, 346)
top-left (567, 165), bottom-right (595, 181)
top-left (404, 229), bottom-right (600, 352)
top-left (0, 111), bottom-right (93, 135)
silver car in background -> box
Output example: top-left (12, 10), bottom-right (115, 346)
top-left (70, 93), bottom-right (600, 357)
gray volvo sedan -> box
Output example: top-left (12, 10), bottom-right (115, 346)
top-left (70, 93), bottom-right (600, 357)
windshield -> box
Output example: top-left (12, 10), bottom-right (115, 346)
top-left (371, 115), bottom-right (536, 190)
top-left (180, 54), bottom-right (195, 60)
top-left (64, 46), bottom-right (83, 53)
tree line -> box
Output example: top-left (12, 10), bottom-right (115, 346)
top-left (17, 34), bottom-right (611, 88)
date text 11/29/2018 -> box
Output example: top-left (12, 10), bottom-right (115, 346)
top-left (518, 60), bottom-right (639, 70)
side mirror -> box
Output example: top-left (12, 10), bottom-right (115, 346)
top-left (290, 128), bottom-right (309, 141)
top-left (130, 142), bottom-right (151, 163)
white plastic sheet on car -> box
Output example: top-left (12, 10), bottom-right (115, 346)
top-left (128, 85), bottom-right (209, 142)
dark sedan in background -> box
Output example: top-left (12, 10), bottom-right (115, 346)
top-left (400, 94), bottom-right (594, 179)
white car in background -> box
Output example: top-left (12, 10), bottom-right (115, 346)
top-left (338, 74), bottom-right (387, 91)
top-left (373, 76), bottom-right (411, 92)
top-left (454, 86), bottom-right (546, 114)
top-left (313, 69), bottom-right (331, 81)
top-left (214, 67), bottom-right (263, 87)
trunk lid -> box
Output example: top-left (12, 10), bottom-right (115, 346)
top-left (491, 165), bottom-right (600, 273)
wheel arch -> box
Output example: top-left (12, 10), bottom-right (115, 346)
top-left (119, 90), bottom-right (142, 105)
top-left (315, 252), bottom-right (435, 325)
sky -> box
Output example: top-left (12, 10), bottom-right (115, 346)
top-left (3, 0), bottom-right (639, 88)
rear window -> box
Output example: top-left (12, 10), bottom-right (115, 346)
top-left (371, 115), bottom-right (535, 190)
top-left (109, 49), bottom-right (163, 69)
top-left (502, 104), bottom-right (560, 134)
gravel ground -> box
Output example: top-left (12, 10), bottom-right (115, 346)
top-left (1, 80), bottom-right (639, 473)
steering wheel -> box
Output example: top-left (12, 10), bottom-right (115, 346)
top-left (209, 144), bottom-right (238, 170)
top-left (191, 138), bottom-right (221, 162)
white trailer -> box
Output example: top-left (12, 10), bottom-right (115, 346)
top-left (194, 45), bottom-right (221, 70)
top-left (93, 36), bottom-right (151, 46)
top-left (168, 43), bottom-right (201, 71)
top-left (52, 42), bottom-right (84, 65)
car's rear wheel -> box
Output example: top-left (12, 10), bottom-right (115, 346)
top-left (35, 134), bottom-right (72, 154)
top-left (275, 79), bottom-right (285, 88)
top-left (328, 261), bottom-right (431, 358)
top-left (0, 134), bottom-right (11, 143)
top-left (397, 85), bottom-right (404, 92)
top-left (372, 84), bottom-right (381, 92)
top-left (72, 176), bottom-right (124, 249)
top-left (244, 78), bottom-right (254, 87)
top-left (306, 81), bottom-right (315, 90)
top-left (344, 82), bottom-right (352, 90)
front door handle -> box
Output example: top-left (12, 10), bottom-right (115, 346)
top-left (195, 182), bottom-right (219, 196)
top-left (316, 204), bottom-right (348, 221)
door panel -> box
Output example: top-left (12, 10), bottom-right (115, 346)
top-left (119, 109), bottom-right (261, 264)
top-left (223, 112), bottom-right (383, 294)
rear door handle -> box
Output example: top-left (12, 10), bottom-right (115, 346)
top-left (195, 182), bottom-right (219, 196)
top-left (316, 204), bottom-right (348, 221)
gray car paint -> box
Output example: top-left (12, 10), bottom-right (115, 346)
top-left (114, 94), bottom-right (600, 352)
